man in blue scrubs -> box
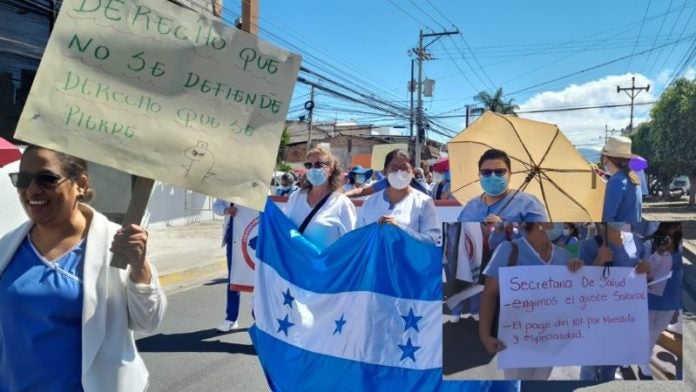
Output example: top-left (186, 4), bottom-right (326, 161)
top-left (458, 149), bottom-right (548, 222)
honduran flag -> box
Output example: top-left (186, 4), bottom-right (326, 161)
top-left (249, 200), bottom-right (520, 392)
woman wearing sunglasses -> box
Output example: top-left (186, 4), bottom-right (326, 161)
top-left (357, 149), bottom-right (440, 245)
top-left (284, 147), bottom-right (356, 251)
top-left (0, 146), bottom-right (166, 392)
top-left (575, 222), bottom-right (649, 381)
top-left (457, 149), bottom-right (547, 222)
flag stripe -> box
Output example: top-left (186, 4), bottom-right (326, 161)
top-left (256, 202), bottom-right (442, 301)
top-left (250, 326), bottom-right (443, 392)
top-left (254, 260), bottom-right (442, 370)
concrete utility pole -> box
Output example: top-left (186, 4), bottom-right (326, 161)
top-left (409, 59), bottom-right (415, 141)
top-left (617, 76), bottom-right (649, 134)
top-left (414, 29), bottom-right (458, 168)
top-left (306, 85), bottom-right (315, 149)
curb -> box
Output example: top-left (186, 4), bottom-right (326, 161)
top-left (158, 259), bottom-right (228, 290)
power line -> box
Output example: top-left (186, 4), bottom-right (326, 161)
top-left (430, 101), bottom-right (656, 118)
top-left (641, 0), bottom-right (673, 73)
top-left (625, 0), bottom-right (652, 72)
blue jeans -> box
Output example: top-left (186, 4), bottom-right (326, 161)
top-left (225, 233), bottom-right (241, 322)
top-left (580, 365), bottom-right (618, 381)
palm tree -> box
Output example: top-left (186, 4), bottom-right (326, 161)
top-left (474, 88), bottom-right (519, 114)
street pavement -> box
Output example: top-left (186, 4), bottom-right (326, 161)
top-left (141, 215), bottom-right (696, 391)
top-left (136, 283), bottom-right (267, 391)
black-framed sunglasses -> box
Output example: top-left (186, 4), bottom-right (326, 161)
top-left (303, 161), bottom-right (330, 169)
top-left (8, 171), bottom-right (70, 189)
top-left (479, 168), bottom-right (508, 177)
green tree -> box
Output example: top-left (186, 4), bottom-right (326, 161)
top-left (474, 88), bottom-right (519, 114)
top-left (275, 126), bottom-right (293, 172)
top-left (630, 122), bottom-right (677, 199)
top-left (649, 78), bottom-right (696, 207)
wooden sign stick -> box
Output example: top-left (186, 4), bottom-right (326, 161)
top-left (110, 176), bottom-right (155, 269)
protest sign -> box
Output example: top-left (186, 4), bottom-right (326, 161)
top-left (15, 0), bottom-right (301, 211)
top-left (497, 265), bottom-right (649, 368)
top-left (371, 143), bottom-right (408, 170)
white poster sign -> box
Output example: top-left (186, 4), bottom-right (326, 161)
top-left (497, 265), bottom-right (649, 368)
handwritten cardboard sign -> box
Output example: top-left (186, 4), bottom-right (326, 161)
top-left (15, 0), bottom-right (301, 211)
top-left (497, 265), bottom-right (649, 368)
top-left (371, 143), bottom-right (408, 171)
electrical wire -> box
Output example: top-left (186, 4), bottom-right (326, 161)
top-left (626, 0), bottom-right (652, 73)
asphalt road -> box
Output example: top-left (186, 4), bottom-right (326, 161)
top-left (136, 279), bottom-right (268, 392)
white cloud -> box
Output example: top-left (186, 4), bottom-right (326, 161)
top-left (518, 73), bottom-right (656, 154)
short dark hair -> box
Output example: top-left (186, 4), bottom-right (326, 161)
top-left (24, 145), bottom-right (94, 202)
top-left (478, 148), bottom-right (511, 171)
top-left (383, 149), bottom-right (414, 170)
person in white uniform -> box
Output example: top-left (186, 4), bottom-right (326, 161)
top-left (357, 149), bottom-right (440, 245)
top-left (284, 147), bottom-right (357, 251)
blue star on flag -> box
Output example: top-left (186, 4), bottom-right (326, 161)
top-left (277, 314), bottom-right (295, 337)
top-left (333, 314), bottom-right (347, 335)
top-left (398, 338), bottom-right (420, 362)
top-left (248, 236), bottom-right (258, 250)
top-left (282, 288), bottom-right (295, 308)
top-left (401, 308), bottom-right (422, 332)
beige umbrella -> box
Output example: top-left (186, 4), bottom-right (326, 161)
top-left (448, 111), bottom-right (605, 221)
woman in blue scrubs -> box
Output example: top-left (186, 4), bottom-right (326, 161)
top-left (0, 146), bottom-right (166, 392)
top-left (600, 136), bottom-right (642, 222)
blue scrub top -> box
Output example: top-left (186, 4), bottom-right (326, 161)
top-left (602, 171), bottom-right (642, 222)
top-left (578, 233), bottom-right (645, 268)
top-left (483, 238), bottom-right (573, 279)
top-left (0, 236), bottom-right (85, 392)
top-left (458, 191), bottom-right (548, 222)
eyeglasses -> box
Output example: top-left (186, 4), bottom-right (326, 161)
top-left (8, 171), bottom-right (70, 190)
top-left (303, 161), bottom-right (330, 169)
top-left (479, 168), bottom-right (508, 177)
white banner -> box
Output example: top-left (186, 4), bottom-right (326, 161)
top-left (497, 265), bottom-right (649, 368)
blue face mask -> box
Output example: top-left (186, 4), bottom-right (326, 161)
top-left (307, 169), bottom-right (327, 187)
top-left (545, 223), bottom-right (564, 242)
top-left (480, 175), bottom-right (508, 197)
top-left (354, 175), bottom-right (366, 184)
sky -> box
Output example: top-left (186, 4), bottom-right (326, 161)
top-left (219, 0), bottom-right (696, 159)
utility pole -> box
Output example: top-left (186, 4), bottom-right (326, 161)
top-left (617, 76), bottom-right (649, 134)
top-left (306, 86), bottom-right (315, 150)
top-left (241, 0), bottom-right (259, 35)
top-left (409, 59), bottom-right (415, 141)
top-left (414, 28), bottom-right (459, 168)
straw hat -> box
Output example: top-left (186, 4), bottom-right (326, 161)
top-left (601, 136), bottom-right (636, 159)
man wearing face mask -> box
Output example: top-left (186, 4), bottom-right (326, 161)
top-left (357, 149), bottom-right (441, 245)
top-left (600, 136), bottom-right (642, 222)
top-left (458, 149), bottom-right (548, 222)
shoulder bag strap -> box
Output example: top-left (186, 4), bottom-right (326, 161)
top-left (298, 192), bottom-right (333, 234)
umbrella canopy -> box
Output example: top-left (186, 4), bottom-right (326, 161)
top-left (0, 137), bottom-right (21, 168)
top-left (448, 111), bottom-right (606, 221)
top-left (629, 155), bottom-right (648, 171)
top-left (432, 158), bottom-right (449, 173)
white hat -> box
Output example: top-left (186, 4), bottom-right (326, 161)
top-left (601, 136), bottom-right (636, 159)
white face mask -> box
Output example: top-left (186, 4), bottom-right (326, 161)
top-left (562, 229), bottom-right (571, 237)
top-left (433, 173), bottom-right (443, 183)
top-left (388, 170), bottom-right (412, 190)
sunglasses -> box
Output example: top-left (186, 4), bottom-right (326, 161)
top-left (479, 168), bottom-right (508, 177)
top-left (8, 171), bottom-right (70, 189)
top-left (303, 161), bottom-right (330, 169)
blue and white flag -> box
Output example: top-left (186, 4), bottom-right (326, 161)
top-left (250, 199), bottom-right (443, 391)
